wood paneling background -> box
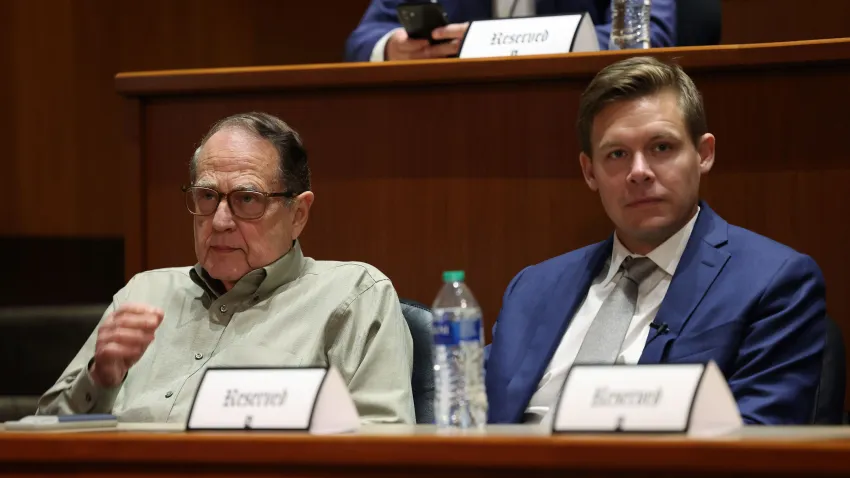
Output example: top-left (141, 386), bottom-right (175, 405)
top-left (4, 0), bottom-right (848, 238)
top-left (4, 0), bottom-right (849, 238)
top-left (722, 0), bottom-right (850, 44)
top-left (1, 0), bottom-right (370, 238)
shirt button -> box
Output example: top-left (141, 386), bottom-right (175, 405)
top-left (165, 391), bottom-right (173, 398)
top-left (194, 352), bottom-right (204, 360)
top-left (219, 304), bottom-right (228, 313)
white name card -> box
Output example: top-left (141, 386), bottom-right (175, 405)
top-left (186, 366), bottom-right (360, 435)
top-left (459, 13), bottom-right (599, 59)
top-left (553, 361), bottom-right (743, 437)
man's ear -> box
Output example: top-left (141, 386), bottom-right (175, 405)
top-left (289, 191), bottom-right (314, 240)
top-left (697, 133), bottom-right (716, 175)
top-left (579, 152), bottom-right (598, 191)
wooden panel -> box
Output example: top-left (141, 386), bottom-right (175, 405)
top-left (2, 429), bottom-right (850, 477)
top-left (3, 0), bottom-right (848, 237)
top-left (114, 39), bottom-right (850, 94)
top-left (0, 0), bottom-right (15, 236)
top-left (722, 0), bottom-right (850, 44)
top-left (0, 0), bottom-right (370, 237)
top-left (2, 0), bottom-right (84, 236)
top-left (123, 99), bottom-right (145, 282)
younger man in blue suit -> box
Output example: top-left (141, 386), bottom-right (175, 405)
top-left (485, 56), bottom-right (826, 425)
top-left (345, 0), bottom-right (676, 62)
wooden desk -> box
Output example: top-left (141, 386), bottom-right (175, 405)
top-left (116, 39), bottom-right (850, 353)
top-left (3, 425), bottom-right (850, 477)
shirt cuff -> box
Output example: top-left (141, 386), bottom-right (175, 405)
top-left (370, 28), bottom-right (401, 62)
top-left (66, 358), bottom-right (121, 413)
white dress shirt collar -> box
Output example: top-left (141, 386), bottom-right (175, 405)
top-left (601, 206), bottom-right (701, 286)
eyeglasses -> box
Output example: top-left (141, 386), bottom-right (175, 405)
top-left (182, 186), bottom-right (297, 220)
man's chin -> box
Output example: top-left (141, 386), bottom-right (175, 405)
top-left (618, 209), bottom-right (675, 232)
top-left (628, 216), bottom-right (682, 241)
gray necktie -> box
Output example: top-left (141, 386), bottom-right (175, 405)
top-left (574, 256), bottom-right (657, 364)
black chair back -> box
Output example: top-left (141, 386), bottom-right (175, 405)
top-left (400, 299), bottom-right (435, 424)
top-left (0, 305), bottom-right (105, 421)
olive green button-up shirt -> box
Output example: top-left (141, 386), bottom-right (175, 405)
top-left (37, 242), bottom-right (415, 424)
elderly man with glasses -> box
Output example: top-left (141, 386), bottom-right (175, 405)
top-left (37, 112), bottom-right (415, 424)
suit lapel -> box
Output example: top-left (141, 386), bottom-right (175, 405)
top-left (640, 204), bottom-right (731, 363)
top-left (500, 238), bottom-right (612, 422)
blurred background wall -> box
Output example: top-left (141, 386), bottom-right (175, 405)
top-left (2, 0), bottom-right (849, 306)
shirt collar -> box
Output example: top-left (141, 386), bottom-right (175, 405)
top-left (190, 240), bottom-right (305, 305)
top-left (601, 206), bottom-right (701, 286)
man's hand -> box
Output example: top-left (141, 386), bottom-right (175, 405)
top-left (385, 23), bottom-right (469, 61)
top-left (89, 304), bottom-right (164, 388)
top-left (430, 22), bottom-right (469, 45)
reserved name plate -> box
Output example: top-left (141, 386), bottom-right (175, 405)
top-left (459, 13), bottom-right (599, 59)
top-left (186, 366), bottom-right (359, 435)
top-left (553, 361), bottom-right (742, 437)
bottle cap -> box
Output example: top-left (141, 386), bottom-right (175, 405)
top-left (442, 270), bottom-right (465, 283)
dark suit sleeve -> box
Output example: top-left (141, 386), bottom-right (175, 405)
top-left (484, 267), bottom-right (528, 366)
top-left (345, 0), bottom-right (406, 62)
top-left (594, 0), bottom-right (676, 48)
top-left (729, 254), bottom-right (827, 425)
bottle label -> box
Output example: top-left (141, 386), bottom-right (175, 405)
top-left (433, 316), bottom-right (482, 346)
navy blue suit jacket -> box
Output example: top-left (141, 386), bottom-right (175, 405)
top-left (345, 0), bottom-right (677, 62)
top-left (485, 203), bottom-right (827, 425)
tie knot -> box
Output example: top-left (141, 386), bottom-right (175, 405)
top-left (622, 256), bottom-right (656, 284)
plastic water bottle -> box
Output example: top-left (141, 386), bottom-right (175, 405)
top-left (431, 270), bottom-right (488, 429)
top-left (609, 0), bottom-right (651, 50)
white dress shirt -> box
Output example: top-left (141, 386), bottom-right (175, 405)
top-left (370, 0), bottom-right (536, 61)
top-left (524, 207), bottom-right (701, 422)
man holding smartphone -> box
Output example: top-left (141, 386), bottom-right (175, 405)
top-left (345, 0), bottom-right (677, 62)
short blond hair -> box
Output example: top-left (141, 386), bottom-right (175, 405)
top-left (577, 56), bottom-right (707, 155)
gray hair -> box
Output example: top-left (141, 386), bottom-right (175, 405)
top-left (190, 112), bottom-right (311, 195)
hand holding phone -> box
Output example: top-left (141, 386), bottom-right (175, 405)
top-left (430, 23), bottom-right (469, 43)
top-left (396, 1), bottom-right (450, 44)
top-left (389, 3), bottom-right (467, 61)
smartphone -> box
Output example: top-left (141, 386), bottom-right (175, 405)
top-left (396, 1), bottom-right (450, 45)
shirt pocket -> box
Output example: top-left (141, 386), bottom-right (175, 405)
top-left (210, 344), bottom-right (303, 367)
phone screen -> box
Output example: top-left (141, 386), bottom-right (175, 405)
top-left (397, 2), bottom-right (450, 43)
